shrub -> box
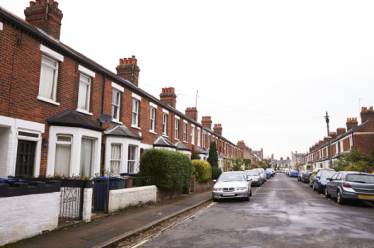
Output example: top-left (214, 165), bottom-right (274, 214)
top-left (211, 166), bottom-right (222, 179)
top-left (139, 149), bottom-right (193, 190)
top-left (192, 159), bottom-right (212, 183)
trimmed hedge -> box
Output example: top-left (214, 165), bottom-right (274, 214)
top-left (139, 149), bottom-right (193, 190)
top-left (192, 159), bottom-right (212, 183)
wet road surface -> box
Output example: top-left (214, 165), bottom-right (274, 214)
top-left (123, 173), bottom-right (374, 248)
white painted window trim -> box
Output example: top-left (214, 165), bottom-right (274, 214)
top-left (40, 44), bottom-right (64, 61)
top-left (132, 93), bottom-right (142, 101)
top-left (112, 82), bottom-right (124, 92)
top-left (78, 65), bottom-right (95, 78)
top-left (162, 109), bottom-right (169, 114)
top-left (0, 22), bottom-right (3, 31)
top-left (150, 102), bottom-right (158, 109)
top-left (37, 95), bottom-right (60, 106)
top-left (175, 116), bottom-right (180, 120)
top-left (191, 124), bottom-right (195, 128)
top-left (183, 120), bottom-right (188, 124)
top-left (76, 108), bottom-right (93, 116)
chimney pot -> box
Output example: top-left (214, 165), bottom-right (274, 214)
top-left (41, 0), bottom-right (47, 5)
top-left (53, 1), bottom-right (59, 8)
top-left (35, 0), bottom-right (41, 5)
top-left (119, 59), bottom-right (124, 65)
top-left (29, 1), bottom-right (35, 7)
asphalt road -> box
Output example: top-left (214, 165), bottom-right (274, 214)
top-left (123, 173), bottom-right (374, 248)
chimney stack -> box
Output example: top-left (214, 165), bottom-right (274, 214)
top-left (201, 116), bottom-right (212, 130)
top-left (116, 56), bottom-right (140, 87)
top-left (160, 87), bottom-right (176, 108)
top-left (25, 1), bottom-right (63, 40)
top-left (361, 106), bottom-right (374, 123)
top-left (346, 117), bottom-right (358, 131)
top-left (213, 124), bottom-right (222, 136)
top-left (329, 131), bottom-right (337, 140)
top-left (237, 140), bottom-right (245, 149)
top-left (185, 107), bottom-right (198, 122)
top-left (280, 157), bottom-right (283, 161)
top-left (337, 127), bottom-right (346, 136)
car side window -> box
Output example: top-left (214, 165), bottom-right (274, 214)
top-left (336, 173), bottom-right (343, 180)
top-left (331, 173), bottom-right (338, 180)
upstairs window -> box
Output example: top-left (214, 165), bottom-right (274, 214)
top-left (39, 55), bottom-right (59, 101)
top-left (191, 126), bottom-right (195, 145)
top-left (163, 113), bottom-right (168, 136)
top-left (197, 128), bottom-right (201, 146)
top-left (175, 118), bottom-right (180, 140)
top-left (183, 122), bottom-right (188, 142)
top-left (132, 99), bottom-right (139, 127)
top-left (77, 74), bottom-right (91, 112)
top-left (112, 89), bottom-right (121, 122)
top-left (150, 107), bottom-right (156, 132)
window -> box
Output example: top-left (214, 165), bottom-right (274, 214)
top-left (80, 138), bottom-right (95, 177)
top-left (183, 122), bottom-right (188, 142)
top-left (197, 128), bottom-right (201, 146)
top-left (132, 99), bottom-right (139, 127)
top-left (112, 89), bottom-right (121, 122)
top-left (175, 119), bottom-right (180, 139)
top-left (128, 146), bottom-right (137, 173)
top-left (150, 107), bottom-right (156, 132)
top-left (203, 132), bottom-right (206, 148)
top-left (110, 144), bottom-right (121, 175)
top-left (55, 135), bottom-right (72, 177)
top-left (163, 113), bottom-right (168, 136)
top-left (77, 74), bottom-right (91, 112)
top-left (39, 55), bottom-right (59, 101)
top-left (191, 126), bottom-right (195, 145)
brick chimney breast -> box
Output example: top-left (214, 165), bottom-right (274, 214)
top-left (337, 127), bottom-right (346, 136)
top-left (213, 124), bottom-right (222, 136)
top-left (25, 1), bottom-right (63, 40)
top-left (361, 106), bottom-right (374, 123)
top-left (346, 117), bottom-right (358, 131)
top-left (116, 56), bottom-right (140, 87)
top-left (201, 116), bottom-right (212, 130)
top-left (159, 87), bottom-right (176, 108)
top-left (185, 107), bottom-right (198, 122)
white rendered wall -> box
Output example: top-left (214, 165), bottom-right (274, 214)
top-left (108, 186), bottom-right (157, 213)
top-left (0, 192), bottom-right (60, 246)
top-left (82, 188), bottom-right (92, 222)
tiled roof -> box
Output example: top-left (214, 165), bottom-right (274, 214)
top-left (153, 136), bottom-right (176, 148)
top-left (174, 141), bottom-right (191, 151)
top-left (194, 146), bottom-right (208, 155)
top-left (47, 110), bottom-right (104, 131)
top-left (104, 125), bottom-right (142, 140)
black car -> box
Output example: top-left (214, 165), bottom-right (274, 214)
top-left (325, 171), bottom-right (374, 204)
top-left (301, 170), bottom-right (313, 183)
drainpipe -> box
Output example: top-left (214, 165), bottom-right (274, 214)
top-left (100, 73), bottom-right (106, 176)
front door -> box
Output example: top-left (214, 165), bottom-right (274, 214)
top-left (15, 140), bottom-right (36, 176)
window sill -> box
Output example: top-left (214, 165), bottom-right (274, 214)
top-left (76, 108), bottom-right (93, 116)
top-left (131, 125), bottom-right (141, 130)
top-left (183, 141), bottom-right (188, 144)
top-left (112, 120), bottom-right (123, 125)
top-left (149, 130), bottom-right (157, 135)
top-left (162, 135), bottom-right (169, 138)
top-left (37, 96), bottom-right (60, 106)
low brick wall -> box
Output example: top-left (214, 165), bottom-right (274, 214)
top-left (108, 186), bottom-right (157, 213)
top-left (157, 188), bottom-right (183, 202)
top-left (190, 176), bottom-right (214, 192)
top-left (0, 192), bottom-right (60, 246)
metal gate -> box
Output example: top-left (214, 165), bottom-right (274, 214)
top-left (59, 180), bottom-right (87, 222)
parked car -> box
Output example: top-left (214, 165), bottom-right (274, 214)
top-left (313, 170), bottom-right (336, 193)
top-left (289, 170), bottom-right (299, 177)
top-left (254, 168), bottom-right (267, 184)
top-left (325, 171), bottom-right (374, 204)
top-left (212, 171), bottom-right (252, 202)
top-left (266, 168), bottom-right (275, 177)
top-left (297, 170), bottom-right (306, 181)
top-left (244, 170), bottom-right (262, 186)
top-left (301, 170), bottom-right (313, 183)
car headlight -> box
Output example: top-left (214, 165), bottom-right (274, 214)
top-left (213, 187), bottom-right (222, 191)
top-left (236, 187), bottom-right (247, 190)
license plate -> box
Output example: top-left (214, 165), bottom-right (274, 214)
top-left (223, 193), bottom-right (235, 196)
top-left (358, 194), bottom-right (373, 199)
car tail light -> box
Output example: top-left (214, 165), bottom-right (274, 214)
top-left (343, 183), bottom-right (351, 188)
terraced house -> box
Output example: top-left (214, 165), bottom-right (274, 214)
top-left (300, 107), bottom-right (374, 170)
top-left (0, 1), bottom-right (243, 179)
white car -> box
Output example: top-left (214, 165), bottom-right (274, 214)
top-left (254, 168), bottom-right (267, 183)
top-left (244, 170), bottom-right (262, 186)
top-left (212, 171), bottom-right (252, 202)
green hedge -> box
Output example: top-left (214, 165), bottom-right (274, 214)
top-left (211, 166), bottom-right (222, 180)
top-left (192, 159), bottom-right (212, 183)
top-left (139, 149), bottom-right (193, 190)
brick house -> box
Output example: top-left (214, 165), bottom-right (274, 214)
top-left (300, 107), bottom-right (374, 170)
top-left (0, 1), bottom-right (243, 178)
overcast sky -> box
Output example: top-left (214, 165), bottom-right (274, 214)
top-left (1, 0), bottom-right (374, 159)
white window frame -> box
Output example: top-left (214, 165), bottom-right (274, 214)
top-left (183, 121), bottom-right (188, 142)
top-left (132, 98), bottom-right (140, 128)
top-left (197, 127), bottom-right (201, 147)
top-left (54, 135), bottom-right (72, 177)
top-left (175, 119), bottom-right (180, 140)
top-left (203, 131), bottom-right (206, 148)
top-left (163, 113), bottom-right (168, 136)
top-left (191, 125), bottom-right (195, 145)
top-left (128, 145), bottom-right (137, 173)
top-left (77, 73), bottom-right (92, 115)
top-left (149, 107), bottom-right (156, 133)
top-left (110, 144), bottom-right (122, 175)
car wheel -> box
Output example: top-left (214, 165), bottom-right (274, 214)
top-left (249, 189), bottom-right (252, 197)
top-left (324, 187), bottom-right (331, 198)
top-left (337, 190), bottom-right (345, 204)
top-left (213, 198), bottom-right (218, 202)
top-left (309, 183), bottom-right (312, 188)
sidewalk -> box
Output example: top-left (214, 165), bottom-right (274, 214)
top-left (7, 190), bottom-right (212, 248)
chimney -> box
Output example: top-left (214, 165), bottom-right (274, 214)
top-left (361, 106), bottom-right (374, 123)
top-left (280, 157), bottom-right (283, 161)
top-left (185, 107), bottom-right (198, 122)
top-left (213, 124), bottom-right (222, 136)
top-left (237, 140), bottom-right (245, 149)
top-left (287, 157), bottom-right (290, 160)
top-left (336, 127), bottom-right (346, 136)
top-left (201, 116), bottom-right (212, 130)
top-left (346, 117), bottom-right (358, 131)
top-left (25, 0), bottom-right (63, 40)
top-left (116, 56), bottom-right (140, 87)
top-left (318, 140), bottom-right (324, 147)
top-left (159, 87), bottom-right (177, 108)
top-left (329, 131), bottom-right (337, 140)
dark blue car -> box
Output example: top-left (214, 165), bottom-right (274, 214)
top-left (313, 170), bottom-right (336, 193)
top-left (290, 170), bottom-right (299, 177)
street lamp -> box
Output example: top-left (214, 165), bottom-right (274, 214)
top-left (295, 150), bottom-right (297, 170)
top-left (325, 111), bottom-right (333, 168)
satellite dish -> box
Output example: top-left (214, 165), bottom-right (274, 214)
top-left (98, 114), bottom-right (113, 124)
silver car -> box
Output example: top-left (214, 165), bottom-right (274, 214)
top-left (212, 171), bottom-right (252, 202)
top-left (244, 170), bottom-right (262, 186)
top-left (325, 171), bottom-right (374, 204)
top-left (254, 168), bottom-right (267, 184)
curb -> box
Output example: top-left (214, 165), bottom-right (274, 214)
top-left (93, 197), bottom-right (212, 248)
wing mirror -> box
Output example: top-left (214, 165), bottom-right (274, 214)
top-left (213, 179), bottom-right (217, 183)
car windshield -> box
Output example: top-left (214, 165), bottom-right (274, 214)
top-left (218, 173), bottom-right (245, 182)
top-left (320, 171), bottom-right (336, 179)
top-left (245, 171), bottom-right (259, 176)
top-left (346, 174), bottom-right (374, 184)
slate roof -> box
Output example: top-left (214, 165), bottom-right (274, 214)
top-left (174, 141), bottom-right (191, 151)
top-left (194, 146), bottom-right (208, 155)
top-left (218, 153), bottom-right (227, 159)
top-left (47, 110), bottom-right (104, 131)
top-left (153, 136), bottom-right (176, 148)
top-left (104, 125), bottom-right (142, 140)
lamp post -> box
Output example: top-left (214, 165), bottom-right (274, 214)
top-left (325, 112), bottom-right (333, 168)
top-left (295, 150), bottom-right (297, 170)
